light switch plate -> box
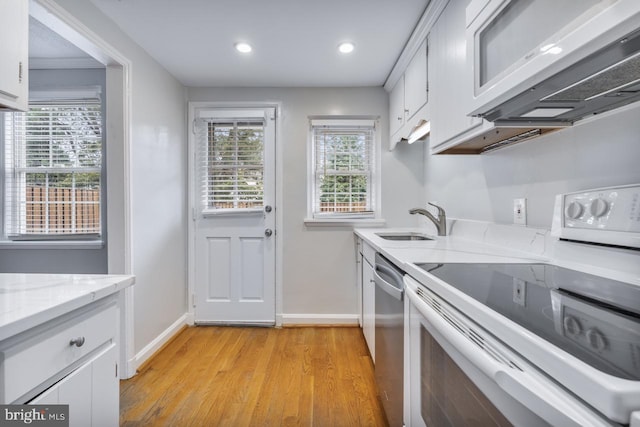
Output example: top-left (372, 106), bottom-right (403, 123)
top-left (514, 198), bottom-right (527, 225)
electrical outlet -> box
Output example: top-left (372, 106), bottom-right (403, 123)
top-left (514, 198), bottom-right (527, 225)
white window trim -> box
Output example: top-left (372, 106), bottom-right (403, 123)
top-left (304, 116), bottom-right (383, 227)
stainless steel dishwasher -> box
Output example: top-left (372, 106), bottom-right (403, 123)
top-left (374, 253), bottom-right (404, 427)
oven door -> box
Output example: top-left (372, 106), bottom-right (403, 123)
top-left (404, 275), bottom-right (615, 427)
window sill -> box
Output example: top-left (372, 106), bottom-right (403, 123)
top-left (0, 240), bottom-right (105, 250)
top-left (304, 218), bottom-right (387, 228)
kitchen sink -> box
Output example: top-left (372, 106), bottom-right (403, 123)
top-left (375, 232), bottom-right (433, 241)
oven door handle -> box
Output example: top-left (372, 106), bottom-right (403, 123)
top-left (406, 282), bottom-right (614, 427)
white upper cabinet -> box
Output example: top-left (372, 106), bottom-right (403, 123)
top-left (389, 75), bottom-right (405, 138)
top-left (429, 0), bottom-right (485, 152)
top-left (404, 39), bottom-right (428, 121)
top-left (0, 0), bottom-right (29, 112)
top-left (388, 39), bottom-right (429, 149)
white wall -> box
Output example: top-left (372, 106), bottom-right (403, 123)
top-left (188, 87), bottom-right (425, 320)
top-left (424, 102), bottom-right (640, 229)
top-left (52, 0), bottom-right (188, 354)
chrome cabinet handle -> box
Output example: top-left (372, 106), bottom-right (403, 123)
top-left (264, 205), bottom-right (272, 213)
top-left (265, 229), bottom-right (273, 237)
top-left (70, 337), bottom-right (86, 347)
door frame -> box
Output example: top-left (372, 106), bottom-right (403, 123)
top-left (187, 101), bottom-right (283, 327)
top-left (31, 0), bottom-right (135, 377)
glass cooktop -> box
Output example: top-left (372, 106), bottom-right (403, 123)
top-left (415, 263), bottom-right (640, 380)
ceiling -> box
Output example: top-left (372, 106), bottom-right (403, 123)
top-left (29, 17), bottom-right (103, 69)
top-left (87, 0), bottom-right (430, 87)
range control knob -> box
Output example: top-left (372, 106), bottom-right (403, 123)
top-left (565, 201), bottom-right (584, 220)
top-left (586, 328), bottom-right (607, 351)
top-left (563, 315), bottom-right (582, 336)
top-left (589, 198), bottom-right (609, 218)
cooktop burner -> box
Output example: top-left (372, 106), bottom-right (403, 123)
top-left (416, 263), bottom-right (640, 380)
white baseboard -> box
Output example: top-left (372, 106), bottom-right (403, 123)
top-left (281, 313), bottom-right (359, 326)
top-left (125, 313), bottom-right (188, 378)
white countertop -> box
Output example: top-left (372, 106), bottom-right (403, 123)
top-left (355, 226), bottom-right (548, 270)
top-left (0, 274), bottom-right (135, 342)
top-left (356, 221), bottom-right (640, 286)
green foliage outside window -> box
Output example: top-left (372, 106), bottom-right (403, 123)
top-left (317, 131), bottom-right (369, 211)
top-left (208, 122), bottom-right (264, 208)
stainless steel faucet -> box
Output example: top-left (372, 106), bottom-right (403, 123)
top-left (409, 202), bottom-right (447, 236)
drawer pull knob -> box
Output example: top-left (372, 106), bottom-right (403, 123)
top-left (70, 337), bottom-right (86, 347)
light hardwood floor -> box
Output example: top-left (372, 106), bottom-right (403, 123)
top-left (120, 326), bottom-right (389, 426)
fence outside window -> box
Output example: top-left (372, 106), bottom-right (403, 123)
top-left (24, 186), bottom-right (100, 234)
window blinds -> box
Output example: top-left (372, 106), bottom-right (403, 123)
top-left (197, 113), bottom-right (266, 212)
top-left (4, 101), bottom-right (103, 237)
top-left (311, 119), bottom-right (375, 218)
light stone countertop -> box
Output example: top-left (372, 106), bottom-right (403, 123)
top-left (0, 273), bottom-right (135, 342)
top-left (355, 220), bottom-right (640, 286)
top-left (354, 225), bottom-right (549, 270)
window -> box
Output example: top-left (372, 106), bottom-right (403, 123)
top-left (309, 118), bottom-right (377, 220)
top-left (3, 97), bottom-right (103, 239)
top-left (195, 109), bottom-right (271, 214)
top-left (204, 120), bottom-right (264, 210)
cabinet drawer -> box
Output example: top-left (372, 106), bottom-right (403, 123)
top-left (0, 302), bottom-right (117, 403)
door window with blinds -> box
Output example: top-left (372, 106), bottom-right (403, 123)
top-left (196, 110), bottom-right (267, 213)
top-left (309, 118), bottom-right (377, 219)
top-left (3, 91), bottom-right (103, 239)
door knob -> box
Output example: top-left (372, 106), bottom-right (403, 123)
top-left (265, 229), bottom-right (273, 237)
top-left (265, 205), bottom-right (272, 213)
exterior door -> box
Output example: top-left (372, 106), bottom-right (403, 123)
top-left (193, 107), bottom-right (276, 324)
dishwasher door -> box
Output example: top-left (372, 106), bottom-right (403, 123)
top-left (374, 253), bottom-right (404, 427)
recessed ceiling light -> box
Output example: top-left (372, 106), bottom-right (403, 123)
top-left (338, 42), bottom-right (355, 54)
top-left (235, 42), bottom-right (252, 53)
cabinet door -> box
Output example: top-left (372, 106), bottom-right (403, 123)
top-left (389, 75), bottom-right (405, 138)
top-left (31, 345), bottom-right (119, 427)
top-left (362, 258), bottom-right (375, 362)
top-left (404, 39), bottom-right (428, 120)
top-left (59, 362), bottom-right (93, 427)
top-left (429, 0), bottom-right (482, 148)
top-left (356, 239), bottom-right (363, 328)
top-left (91, 345), bottom-right (119, 427)
top-left (0, 0), bottom-right (28, 111)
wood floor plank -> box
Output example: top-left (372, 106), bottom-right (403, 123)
top-left (120, 326), bottom-right (389, 426)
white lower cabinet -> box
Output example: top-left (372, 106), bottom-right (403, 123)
top-left (361, 243), bottom-right (376, 362)
top-left (355, 237), bottom-right (363, 327)
top-left (56, 360), bottom-right (93, 426)
top-left (31, 345), bottom-right (119, 427)
top-left (1, 297), bottom-right (120, 426)
top-left (91, 345), bottom-right (120, 426)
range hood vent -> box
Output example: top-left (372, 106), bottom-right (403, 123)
top-left (437, 125), bottom-right (565, 155)
top-left (478, 27), bottom-right (640, 126)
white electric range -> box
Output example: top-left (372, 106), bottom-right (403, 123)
top-left (404, 184), bottom-right (640, 427)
